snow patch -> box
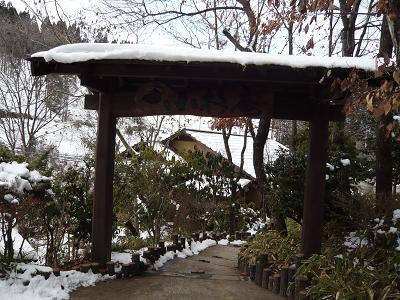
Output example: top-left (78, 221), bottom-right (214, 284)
top-left (0, 227), bottom-right (38, 260)
top-left (344, 232), bottom-right (368, 249)
top-left (0, 162), bottom-right (49, 193)
top-left (326, 163), bottom-right (335, 171)
top-left (230, 240), bottom-right (247, 246)
top-left (340, 159), bottom-right (351, 167)
top-left (0, 265), bottom-right (112, 300)
top-left (217, 239), bottom-right (229, 246)
top-left (393, 209), bottom-right (400, 224)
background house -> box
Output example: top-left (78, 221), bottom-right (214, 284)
top-left (163, 128), bottom-right (286, 208)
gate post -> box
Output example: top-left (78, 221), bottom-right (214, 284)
top-left (301, 109), bottom-right (329, 257)
top-left (91, 93), bottom-right (116, 267)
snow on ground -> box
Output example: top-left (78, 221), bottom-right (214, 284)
top-left (217, 239), bottom-right (229, 246)
top-left (393, 209), bottom-right (400, 224)
top-left (217, 239), bottom-right (246, 246)
top-left (32, 43), bottom-right (375, 71)
top-left (357, 180), bottom-right (375, 195)
top-left (0, 227), bottom-right (38, 260)
top-left (230, 240), bottom-right (247, 246)
top-left (0, 264), bottom-right (112, 300)
top-left (344, 210), bottom-right (400, 252)
top-left (344, 232), bottom-right (369, 249)
top-left (152, 238), bottom-right (248, 270)
top-left (153, 239), bottom-right (217, 270)
top-left (1, 235), bottom-right (248, 299)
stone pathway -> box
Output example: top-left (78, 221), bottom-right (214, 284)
top-left (71, 245), bottom-right (283, 300)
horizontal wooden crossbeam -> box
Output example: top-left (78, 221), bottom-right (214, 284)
top-left (84, 87), bottom-right (345, 121)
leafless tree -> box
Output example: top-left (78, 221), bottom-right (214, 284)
top-left (0, 58), bottom-right (80, 154)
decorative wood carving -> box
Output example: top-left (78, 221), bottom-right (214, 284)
top-left (128, 82), bottom-right (273, 118)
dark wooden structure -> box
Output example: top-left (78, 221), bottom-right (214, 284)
top-left (28, 47), bottom-right (369, 266)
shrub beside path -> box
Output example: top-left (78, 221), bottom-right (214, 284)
top-left (71, 244), bottom-right (283, 300)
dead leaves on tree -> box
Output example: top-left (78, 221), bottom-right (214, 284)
top-left (209, 117), bottom-right (248, 131)
top-left (342, 66), bottom-right (400, 140)
top-left (288, 0), bottom-right (334, 14)
top-left (260, 0), bottom-right (334, 52)
top-left (376, 0), bottom-right (399, 20)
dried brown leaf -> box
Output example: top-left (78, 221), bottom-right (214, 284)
top-left (306, 37), bottom-right (314, 50)
top-left (304, 24), bottom-right (309, 34)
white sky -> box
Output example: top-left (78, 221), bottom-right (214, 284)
top-left (10, 0), bottom-right (381, 57)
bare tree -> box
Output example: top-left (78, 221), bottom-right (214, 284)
top-left (0, 58), bottom-right (79, 154)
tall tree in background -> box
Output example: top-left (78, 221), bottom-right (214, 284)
top-left (373, 0), bottom-right (400, 213)
top-left (375, 16), bottom-right (393, 214)
top-left (210, 117), bottom-right (249, 234)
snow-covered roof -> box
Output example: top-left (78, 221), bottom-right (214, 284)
top-left (170, 129), bottom-right (287, 179)
top-left (147, 141), bottom-right (184, 162)
top-left (31, 43), bottom-right (375, 71)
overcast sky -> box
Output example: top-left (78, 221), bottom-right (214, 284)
top-left (10, 0), bottom-right (381, 58)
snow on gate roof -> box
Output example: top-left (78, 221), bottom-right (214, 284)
top-left (31, 43), bottom-right (376, 71)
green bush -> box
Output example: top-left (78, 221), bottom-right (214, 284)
top-left (0, 256), bottom-right (14, 278)
top-left (265, 149), bottom-right (305, 224)
top-left (265, 130), bottom-right (370, 228)
top-left (207, 203), bottom-right (260, 233)
top-left (239, 220), bottom-right (301, 268)
top-left (297, 210), bottom-right (400, 299)
top-left (112, 236), bottom-right (151, 252)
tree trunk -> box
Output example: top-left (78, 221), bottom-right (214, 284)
top-left (339, 0), bottom-right (360, 57)
top-left (288, 23), bottom-right (297, 152)
top-left (386, 2), bottom-right (400, 66)
top-left (334, 0), bottom-right (361, 143)
top-left (290, 121), bottom-right (297, 152)
top-left (222, 128), bottom-right (232, 163)
top-left (375, 14), bottom-right (394, 215)
top-left (376, 119), bottom-right (393, 215)
top-left (5, 219), bottom-right (13, 259)
top-left (253, 118), bottom-right (286, 234)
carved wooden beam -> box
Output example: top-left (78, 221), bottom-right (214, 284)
top-left (85, 82), bottom-right (275, 118)
top-left (84, 85), bottom-right (345, 121)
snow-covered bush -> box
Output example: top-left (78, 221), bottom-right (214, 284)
top-left (0, 159), bottom-right (51, 261)
top-left (0, 150), bottom-right (95, 267)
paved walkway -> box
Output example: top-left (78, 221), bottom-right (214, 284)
top-left (71, 245), bottom-right (283, 300)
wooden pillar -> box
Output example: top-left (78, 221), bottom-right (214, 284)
top-left (91, 93), bottom-right (116, 267)
top-left (302, 110), bottom-right (329, 257)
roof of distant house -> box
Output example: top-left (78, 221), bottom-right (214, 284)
top-left (164, 128), bottom-right (287, 179)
